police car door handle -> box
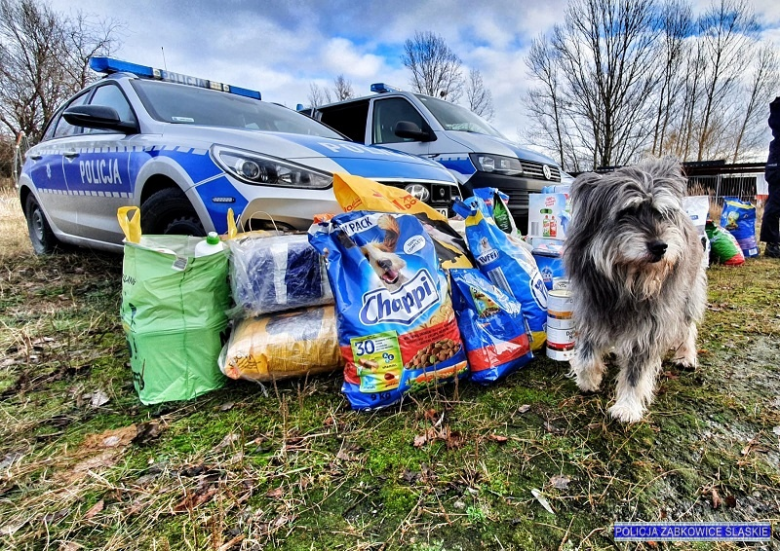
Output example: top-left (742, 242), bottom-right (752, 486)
top-left (64, 149), bottom-right (80, 159)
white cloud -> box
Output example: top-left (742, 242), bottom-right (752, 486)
top-left (322, 38), bottom-right (384, 78)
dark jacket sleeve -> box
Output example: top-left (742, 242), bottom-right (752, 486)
top-left (767, 97), bottom-right (780, 185)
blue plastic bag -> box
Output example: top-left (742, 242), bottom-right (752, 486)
top-left (450, 269), bottom-right (533, 384)
top-left (720, 197), bottom-right (758, 258)
top-left (453, 199), bottom-right (548, 350)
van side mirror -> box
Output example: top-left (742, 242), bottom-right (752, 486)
top-left (394, 120), bottom-right (433, 142)
top-left (63, 105), bottom-right (137, 133)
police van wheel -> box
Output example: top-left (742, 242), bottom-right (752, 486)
top-left (141, 188), bottom-right (206, 236)
top-left (25, 194), bottom-right (59, 255)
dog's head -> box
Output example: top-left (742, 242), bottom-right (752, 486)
top-left (362, 241), bottom-right (407, 290)
top-left (361, 214), bottom-right (407, 290)
top-left (565, 157), bottom-right (695, 296)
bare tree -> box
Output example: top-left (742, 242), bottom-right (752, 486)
top-left (731, 44), bottom-right (780, 162)
top-left (694, 0), bottom-right (759, 161)
top-left (332, 74), bottom-right (354, 101)
top-left (402, 31), bottom-right (462, 101)
top-left (650, 0), bottom-right (693, 157)
top-left (463, 69), bottom-right (494, 120)
top-left (307, 82), bottom-right (331, 108)
top-left (525, 0), bottom-right (661, 169)
top-left (525, 36), bottom-right (568, 168)
top-left (0, 0), bottom-right (119, 143)
top-left (526, 0), bottom-right (775, 167)
top-left (61, 10), bottom-right (121, 92)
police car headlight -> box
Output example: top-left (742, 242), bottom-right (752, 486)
top-left (212, 146), bottom-right (332, 189)
top-left (469, 154), bottom-right (523, 176)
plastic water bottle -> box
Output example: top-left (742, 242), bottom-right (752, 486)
top-left (194, 232), bottom-right (224, 257)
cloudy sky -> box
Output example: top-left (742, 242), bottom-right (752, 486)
top-left (49, 0), bottom-right (780, 149)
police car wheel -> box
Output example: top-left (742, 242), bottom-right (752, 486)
top-left (141, 188), bottom-right (206, 236)
top-left (25, 194), bottom-right (59, 255)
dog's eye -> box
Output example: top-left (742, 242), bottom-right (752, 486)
top-left (620, 206), bottom-right (638, 218)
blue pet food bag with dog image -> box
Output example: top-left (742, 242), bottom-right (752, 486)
top-left (720, 197), bottom-right (759, 258)
top-left (309, 211), bottom-right (468, 410)
top-left (454, 199), bottom-right (548, 350)
top-left (450, 269), bottom-right (533, 384)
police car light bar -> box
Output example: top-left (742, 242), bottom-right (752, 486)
top-left (89, 57), bottom-right (262, 100)
top-left (370, 83), bottom-right (402, 94)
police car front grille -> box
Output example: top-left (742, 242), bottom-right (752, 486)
top-left (520, 161), bottom-right (561, 183)
top-left (380, 181), bottom-right (457, 205)
top-left (430, 183), bottom-right (456, 204)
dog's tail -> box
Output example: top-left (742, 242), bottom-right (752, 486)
top-left (377, 214), bottom-right (400, 252)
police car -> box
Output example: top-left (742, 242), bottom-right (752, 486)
top-left (17, 58), bottom-right (461, 254)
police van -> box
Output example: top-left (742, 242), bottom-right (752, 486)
top-left (17, 58), bottom-right (461, 254)
top-left (304, 84), bottom-right (570, 229)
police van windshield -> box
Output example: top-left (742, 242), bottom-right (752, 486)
top-left (132, 80), bottom-right (344, 138)
top-left (416, 95), bottom-right (505, 138)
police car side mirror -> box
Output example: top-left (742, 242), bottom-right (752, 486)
top-left (63, 105), bottom-right (137, 133)
top-left (395, 120), bottom-right (433, 142)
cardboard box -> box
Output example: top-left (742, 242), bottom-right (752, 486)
top-left (528, 193), bottom-right (569, 239)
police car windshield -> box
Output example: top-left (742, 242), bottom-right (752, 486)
top-left (132, 80), bottom-right (343, 138)
top-left (416, 95), bottom-right (504, 138)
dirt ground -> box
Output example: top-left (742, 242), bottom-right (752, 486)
top-left (0, 184), bottom-right (779, 550)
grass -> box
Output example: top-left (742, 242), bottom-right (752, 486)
top-left (1, 182), bottom-right (779, 549)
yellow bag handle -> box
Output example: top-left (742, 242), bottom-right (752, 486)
top-left (117, 206), bottom-right (142, 244)
top-left (227, 208), bottom-right (238, 239)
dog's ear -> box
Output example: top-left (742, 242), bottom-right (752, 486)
top-left (570, 172), bottom-right (602, 210)
top-left (377, 214), bottom-right (400, 251)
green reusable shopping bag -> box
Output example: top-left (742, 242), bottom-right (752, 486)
top-left (119, 208), bottom-right (230, 404)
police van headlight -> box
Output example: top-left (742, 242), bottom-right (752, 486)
top-left (469, 154), bottom-right (523, 176)
top-left (212, 145), bottom-right (332, 189)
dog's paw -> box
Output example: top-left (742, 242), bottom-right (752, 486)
top-left (671, 354), bottom-right (697, 371)
top-left (569, 358), bottom-right (605, 393)
top-left (608, 402), bottom-right (646, 424)
top-left (575, 372), bottom-right (602, 393)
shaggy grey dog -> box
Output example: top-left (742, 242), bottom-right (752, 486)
top-left (563, 158), bottom-right (707, 423)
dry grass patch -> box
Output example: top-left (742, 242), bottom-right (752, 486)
top-left (0, 181), bottom-right (30, 261)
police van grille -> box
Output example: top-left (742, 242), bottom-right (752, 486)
top-left (501, 189), bottom-right (529, 209)
top-left (520, 161), bottom-right (561, 182)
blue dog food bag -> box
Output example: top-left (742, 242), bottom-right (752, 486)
top-left (469, 188), bottom-right (518, 235)
top-left (453, 200), bottom-right (548, 350)
top-left (309, 212), bottom-right (468, 410)
top-left (450, 269), bottom-right (533, 384)
top-left (720, 197), bottom-right (758, 258)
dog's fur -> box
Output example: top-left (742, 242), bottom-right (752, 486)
top-left (563, 158), bottom-right (707, 423)
top-left (362, 214), bottom-right (408, 291)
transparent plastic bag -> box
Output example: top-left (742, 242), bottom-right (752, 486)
top-left (219, 305), bottom-right (343, 382)
top-left (228, 232), bottom-right (333, 317)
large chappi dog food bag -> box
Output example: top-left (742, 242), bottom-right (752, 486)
top-left (454, 200), bottom-right (549, 350)
top-left (309, 212), bottom-right (468, 410)
top-left (450, 269), bottom-right (533, 384)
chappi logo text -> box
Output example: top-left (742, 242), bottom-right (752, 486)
top-left (359, 269), bottom-right (439, 325)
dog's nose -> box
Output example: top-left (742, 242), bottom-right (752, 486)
top-left (648, 240), bottom-right (668, 258)
top-left (377, 259), bottom-right (392, 270)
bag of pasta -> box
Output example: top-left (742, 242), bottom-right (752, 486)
top-left (219, 305), bottom-right (342, 382)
